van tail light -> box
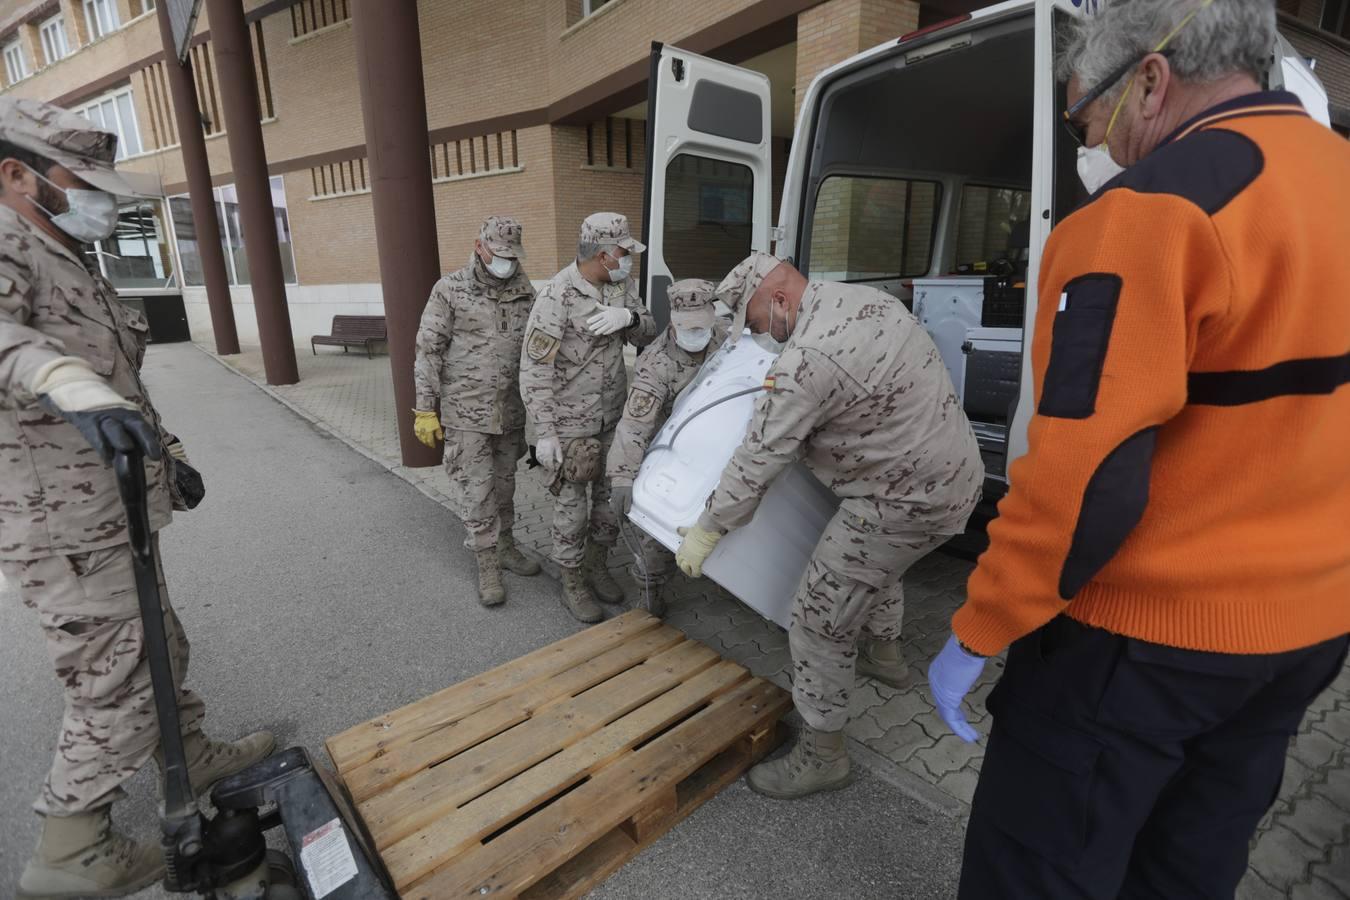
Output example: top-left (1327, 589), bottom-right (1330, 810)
top-left (899, 14), bottom-right (972, 44)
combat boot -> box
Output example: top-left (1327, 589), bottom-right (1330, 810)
top-left (638, 578), bottom-right (672, 618)
top-left (746, 725), bottom-right (853, 800)
top-left (857, 637), bottom-right (914, 689)
top-left (476, 547), bottom-right (507, 607)
top-left (158, 730), bottom-right (276, 797)
top-left (498, 531), bottom-right (541, 576)
top-left (560, 566), bottom-right (603, 623)
top-left (583, 542), bottom-right (624, 604)
top-left (17, 807), bottom-right (164, 899)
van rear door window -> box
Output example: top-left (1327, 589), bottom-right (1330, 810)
top-left (807, 175), bottom-right (940, 282)
top-left (663, 153), bottom-right (755, 282)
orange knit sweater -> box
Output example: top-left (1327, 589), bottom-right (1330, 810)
top-left (953, 92), bottom-right (1350, 656)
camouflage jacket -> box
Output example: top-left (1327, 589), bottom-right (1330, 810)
top-left (699, 281), bottom-right (984, 536)
top-left (606, 322), bottom-right (731, 485)
top-left (519, 261), bottom-right (655, 441)
top-left (0, 206), bottom-right (172, 561)
top-left (414, 257), bottom-right (536, 435)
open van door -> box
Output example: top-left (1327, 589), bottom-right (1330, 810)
top-left (1009, 0), bottom-right (1097, 467)
top-left (639, 44), bottom-right (774, 329)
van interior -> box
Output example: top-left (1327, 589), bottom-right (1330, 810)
top-left (795, 11), bottom-right (1081, 483)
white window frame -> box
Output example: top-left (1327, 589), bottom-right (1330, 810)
top-left (581, 0), bottom-right (613, 17)
top-left (3, 40), bottom-right (28, 85)
top-left (77, 86), bottom-right (143, 160)
top-left (82, 0), bottom-right (120, 42)
top-left (39, 15), bottom-right (69, 66)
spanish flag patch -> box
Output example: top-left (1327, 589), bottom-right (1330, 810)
top-left (762, 376), bottom-right (777, 391)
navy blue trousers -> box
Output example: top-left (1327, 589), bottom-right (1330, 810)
top-left (959, 616), bottom-right (1348, 899)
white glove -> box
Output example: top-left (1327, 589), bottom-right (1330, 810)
top-left (537, 435), bottom-right (563, 470)
top-left (30, 357), bottom-right (136, 413)
top-left (586, 306), bottom-right (633, 336)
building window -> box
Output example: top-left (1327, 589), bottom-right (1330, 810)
top-left (291, 0), bottom-right (350, 38)
top-left (77, 88), bottom-right (143, 159)
top-left (138, 0), bottom-right (157, 14)
top-left (39, 15), bottom-right (69, 65)
top-left (582, 0), bottom-right (613, 15)
top-left (3, 41), bottom-right (28, 85)
top-left (83, 0), bottom-right (121, 42)
top-left (807, 175), bottom-right (942, 282)
top-left (170, 176), bottom-right (298, 287)
top-left (1321, 0), bottom-right (1349, 39)
top-left (87, 198), bottom-right (177, 292)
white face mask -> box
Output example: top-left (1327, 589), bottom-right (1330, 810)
top-left (605, 251), bottom-right (632, 283)
top-left (27, 166), bottom-right (119, 243)
top-left (486, 254), bottom-right (518, 279)
top-left (1076, 143), bottom-right (1125, 195)
top-left (675, 326), bottom-right (712, 353)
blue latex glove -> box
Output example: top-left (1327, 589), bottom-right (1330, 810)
top-left (927, 634), bottom-right (987, 743)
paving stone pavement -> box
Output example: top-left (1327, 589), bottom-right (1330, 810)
top-left (212, 344), bottom-right (1349, 898)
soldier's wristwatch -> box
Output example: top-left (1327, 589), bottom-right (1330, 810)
top-left (628, 309), bottom-right (640, 329)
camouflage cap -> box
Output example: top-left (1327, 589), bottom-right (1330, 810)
top-left (580, 212), bottom-right (646, 253)
top-left (480, 215), bottom-right (526, 260)
top-left (667, 278), bottom-right (717, 330)
top-left (0, 97), bottom-right (145, 197)
top-left (714, 251), bottom-right (784, 342)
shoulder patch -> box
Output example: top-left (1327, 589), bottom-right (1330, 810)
top-left (526, 328), bottom-right (560, 363)
top-left (625, 388), bottom-right (659, 420)
top-left (1113, 129), bottom-right (1263, 216)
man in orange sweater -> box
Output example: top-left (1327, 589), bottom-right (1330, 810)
top-left (928, 2), bottom-right (1350, 897)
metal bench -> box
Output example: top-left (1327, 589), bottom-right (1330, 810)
top-left (311, 315), bottom-right (386, 359)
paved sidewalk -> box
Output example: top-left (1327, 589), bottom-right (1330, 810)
top-left (215, 345), bottom-right (1348, 898)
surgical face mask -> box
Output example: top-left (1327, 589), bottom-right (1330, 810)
top-left (675, 326), bottom-right (712, 353)
top-left (26, 166), bottom-right (118, 243)
top-left (1076, 143), bottom-right (1125, 195)
top-left (605, 251), bottom-right (632, 283)
top-left (486, 254), bottom-right (518, 279)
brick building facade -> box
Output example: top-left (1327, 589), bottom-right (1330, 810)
top-left (0, 0), bottom-right (1345, 347)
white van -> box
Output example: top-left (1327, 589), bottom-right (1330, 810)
top-left (626, 0), bottom-right (1331, 621)
top-left (637, 0), bottom-right (1328, 501)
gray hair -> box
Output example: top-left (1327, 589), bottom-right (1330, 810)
top-left (577, 240), bottom-right (604, 262)
top-left (1058, 0), bottom-right (1275, 99)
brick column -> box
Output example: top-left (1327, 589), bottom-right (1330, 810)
top-left (795, 0), bottom-right (920, 122)
top-left (61, 0), bottom-right (91, 48)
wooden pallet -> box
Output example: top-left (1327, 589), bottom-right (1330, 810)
top-left (325, 609), bottom-right (792, 899)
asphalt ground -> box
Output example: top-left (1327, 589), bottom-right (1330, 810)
top-left (0, 342), bottom-right (964, 899)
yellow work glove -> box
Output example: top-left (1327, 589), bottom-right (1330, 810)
top-left (412, 409), bottom-right (443, 448)
top-left (676, 524), bottom-right (723, 578)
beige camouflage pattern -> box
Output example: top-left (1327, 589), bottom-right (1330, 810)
top-left (697, 277), bottom-right (983, 730)
top-left (549, 435), bottom-right (603, 496)
top-left (519, 261), bottom-right (656, 440)
top-left (0, 538), bottom-right (205, 815)
top-left (444, 428), bottom-right (524, 551)
top-left (480, 215), bottom-right (526, 260)
top-left (699, 279), bottom-right (983, 536)
top-left (414, 255), bottom-right (536, 434)
top-left (0, 97), bottom-right (140, 198)
top-left (552, 427), bottom-right (619, 568)
top-left (520, 254), bottom-right (655, 567)
top-left (579, 211), bottom-right (645, 253)
top-left (0, 205), bottom-right (173, 561)
top-left (789, 509), bottom-right (949, 730)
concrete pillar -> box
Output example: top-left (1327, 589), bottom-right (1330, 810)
top-left (155, 5), bottom-right (239, 355)
top-left (203, 0), bottom-right (298, 384)
top-left (795, 0), bottom-right (920, 122)
top-left (351, 0), bottom-right (441, 468)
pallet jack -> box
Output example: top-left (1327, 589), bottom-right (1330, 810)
top-left (113, 447), bottom-right (397, 900)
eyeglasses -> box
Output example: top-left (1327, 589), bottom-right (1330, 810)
top-left (1062, 48), bottom-right (1175, 148)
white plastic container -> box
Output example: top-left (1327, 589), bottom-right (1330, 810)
top-left (628, 333), bottom-right (840, 628)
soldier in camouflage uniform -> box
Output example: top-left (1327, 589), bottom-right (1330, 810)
top-left (413, 217), bottom-right (541, 606)
top-left (519, 213), bottom-right (655, 622)
top-left (606, 279), bottom-right (729, 616)
top-left (676, 252), bottom-right (983, 800)
top-left (0, 98), bottom-right (272, 898)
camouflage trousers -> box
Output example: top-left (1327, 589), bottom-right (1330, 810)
top-left (789, 499), bottom-right (959, 731)
top-left (550, 428), bottom-right (619, 568)
top-left (628, 533), bottom-right (673, 587)
top-left (1, 537), bottom-right (206, 816)
top-left (445, 428), bottom-right (524, 552)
